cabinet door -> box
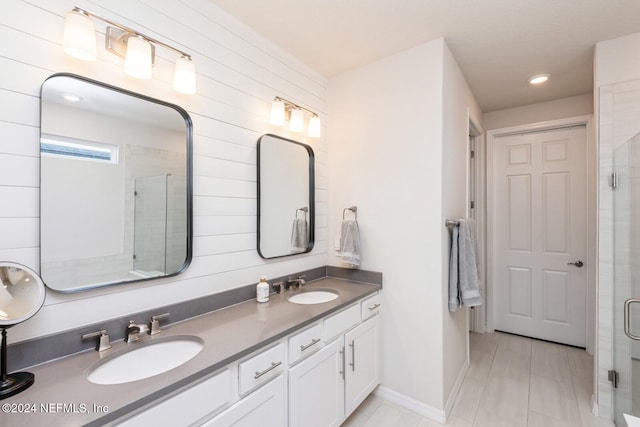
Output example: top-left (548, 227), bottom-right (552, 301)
top-left (345, 316), bottom-right (380, 416)
top-left (289, 339), bottom-right (344, 427)
top-left (203, 376), bottom-right (285, 427)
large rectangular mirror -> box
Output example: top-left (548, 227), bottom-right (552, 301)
top-left (40, 73), bottom-right (192, 292)
top-left (257, 134), bottom-right (314, 259)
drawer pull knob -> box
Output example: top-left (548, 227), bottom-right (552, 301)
top-left (300, 338), bottom-right (321, 352)
top-left (254, 361), bottom-right (282, 379)
top-left (368, 303), bottom-right (381, 311)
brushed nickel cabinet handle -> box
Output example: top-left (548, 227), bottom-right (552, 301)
top-left (254, 361), bottom-right (282, 379)
top-left (300, 338), bottom-right (321, 352)
top-left (368, 303), bottom-right (381, 311)
top-left (349, 340), bottom-right (355, 372)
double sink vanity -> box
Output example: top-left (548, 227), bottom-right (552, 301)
top-left (2, 277), bottom-right (381, 426)
top-left (0, 72), bottom-right (381, 426)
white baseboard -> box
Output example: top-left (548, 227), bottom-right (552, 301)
top-left (374, 386), bottom-right (446, 424)
top-left (374, 361), bottom-right (468, 425)
top-left (445, 361), bottom-right (469, 419)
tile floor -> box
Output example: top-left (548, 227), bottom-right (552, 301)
top-left (343, 332), bottom-right (614, 427)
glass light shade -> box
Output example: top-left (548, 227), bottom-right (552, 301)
top-left (289, 108), bottom-right (304, 132)
top-left (308, 115), bottom-right (321, 138)
top-left (62, 10), bottom-right (97, 61)
top-left (124, 36), bottom-right (153, 80)
top-left (173, 56), bottom-right (197, 94)
top-left (270, 99), bottom-right (285, 125)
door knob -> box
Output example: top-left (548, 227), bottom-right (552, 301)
top-left (567, 261), bottom-right (584, 267)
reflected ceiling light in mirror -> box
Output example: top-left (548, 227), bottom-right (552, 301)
top-left (62, 6), bottom-right (197, 94)
top-left (62, 9), bottom-right (97, 61)
top-left (124, 36), bottom-right (153, 80)
top-left (269, 96), bottom-right (321, 138)
top-left (62, 93), bottom-right (82, 102)
top-left (528, 73), bottom-right (551, 85)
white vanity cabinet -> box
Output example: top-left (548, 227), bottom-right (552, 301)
top-left (345, 316), bottom-right (380, 415)
top-left (289, 295), bottom-right (381, 427)
top-left (112, 291), bottom-right (380, 427)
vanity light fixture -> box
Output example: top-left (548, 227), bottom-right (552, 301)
top-left (528, 73), bottom-right (551, 85)
top-left (62, 6), bottom-right (197, 94)
top-left (269, 96), bottom-right (322, 138)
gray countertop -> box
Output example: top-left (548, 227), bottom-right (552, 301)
top-left (0, 278), bottom-right (380, 426)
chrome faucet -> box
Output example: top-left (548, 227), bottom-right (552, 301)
top-left (126, 320), bottom-right (150, 343)
top-left (287, 275), bottom-right (306, 289)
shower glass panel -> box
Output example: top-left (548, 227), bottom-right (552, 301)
top-left (614, 132), bottom-right (640, 425)
top-left (133, 174), bottom-right (187, 277)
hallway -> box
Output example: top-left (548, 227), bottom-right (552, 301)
top-left (344, 332), bottom-right (613, 426)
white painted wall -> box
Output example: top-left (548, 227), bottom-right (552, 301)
top-left (0, 0), bottom-right (328, 341)
top-left (483, 93), bottom-right (593, 131)
top-left (441, 43), bottom-right (482, 409)
top-left (328, 38), bottom-right (481, 418)
top-left (594, 31), bottom-right (640, 420)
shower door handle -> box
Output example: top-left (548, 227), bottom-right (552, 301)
top-left (624, 299), bottom-right (640, 340)
top-left (567, 261), bottom-right (584, 267)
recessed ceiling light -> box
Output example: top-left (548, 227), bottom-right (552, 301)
top-left (528, 73), bottom-right (551, 85)
top-left (62, 93), bottom-right (82, 102)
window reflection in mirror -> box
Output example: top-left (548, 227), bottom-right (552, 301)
top-left (39, 74), bottom-right (192, 292)
top-left (257, 134), bottom-right (314, 259)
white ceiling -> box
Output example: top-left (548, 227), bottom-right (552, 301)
top-left (209, 0), bottom-right (640, 112)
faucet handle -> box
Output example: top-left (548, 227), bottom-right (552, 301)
top-left (273, 282), bottom-right (284, 294)
top-left (82, 329), bottom-right (111, 352)
top-left (150, 313), bottom-right (170, 335)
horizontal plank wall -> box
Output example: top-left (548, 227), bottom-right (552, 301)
top-left (0, 0), bottom-right (328, 342)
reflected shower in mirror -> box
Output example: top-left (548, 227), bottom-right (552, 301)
top-left (257, 134), bottom-right (314, 259)
top-left (40, 74), bottom-right (192, 292)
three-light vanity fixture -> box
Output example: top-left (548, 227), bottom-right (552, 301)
top-left (62, 6), bottom-right (197, 95)
top-left (270, 97), bottom-right (321, 138)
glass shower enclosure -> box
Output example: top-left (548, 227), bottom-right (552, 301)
top-left (133, 174), bottom-right (187, 278)
top-left (614, 132), bottom-right (640, 425)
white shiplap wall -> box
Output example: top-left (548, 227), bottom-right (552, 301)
top-left (1, 0), bottom-right (329, 342)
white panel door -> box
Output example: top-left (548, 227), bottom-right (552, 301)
top-left (345, 316), bottom-right (380, 416)
top-left (493, 126), bottom-right (587, 347)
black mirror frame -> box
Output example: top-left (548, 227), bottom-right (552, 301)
top-left (39, 73), bottom-right (193, 292)
top-left (256, 133), bottom-right (315, 259)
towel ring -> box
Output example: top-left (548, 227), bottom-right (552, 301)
top-left (296, 207), bottom-right (308, 220)
top-left (343, 206), bottom-right (358, 221)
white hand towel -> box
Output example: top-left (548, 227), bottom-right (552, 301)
top-left (290, 218), bottom-right (308, 252)
top-left (339, 219), bottom-right (361, 267)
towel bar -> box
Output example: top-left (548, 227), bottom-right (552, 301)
top-left (445, 219), bottom-right (460, 227)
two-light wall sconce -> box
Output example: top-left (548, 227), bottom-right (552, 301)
top-left (62, 6), bottom-right (197, 95)
top-left (270, 97), bottom-right (321, 138)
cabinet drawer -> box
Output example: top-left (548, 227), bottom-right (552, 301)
top-left (322, 304), bottom-right (360, 342)
top-left (115, 369), bottom-right (230, 426)
top-left (361, 293), bottom-right (381, 320)
top-left (238, 343), bottom-right (285, 395)
top-left (289, 323), bottom-right (323, 364)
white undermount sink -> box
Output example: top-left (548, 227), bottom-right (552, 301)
top-left (288, 289), bottom-right (339, 305)
top-left (87, 335), bottom-right (204, 385)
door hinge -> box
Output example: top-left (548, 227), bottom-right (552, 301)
top-left (470, 201), bottom-right (475, 209)
top-left (609, 172), bottom-right (618, 189)
top-left (470, 150), bottom-right (475, 159)
top-left (608, 369), bottom-right (619, 388)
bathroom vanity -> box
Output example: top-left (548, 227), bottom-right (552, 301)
top-left (0, 278), bottom-right (381, 427)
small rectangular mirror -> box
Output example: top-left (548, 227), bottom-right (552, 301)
top-left (257, 134), bottom-right (315, 259)
top-left (40, 74), bottom-right (193, 292)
